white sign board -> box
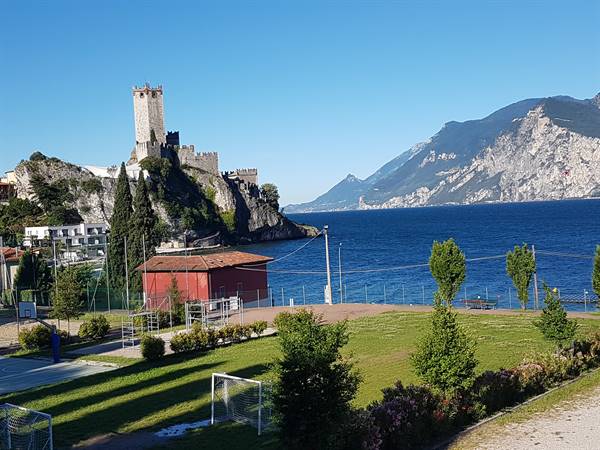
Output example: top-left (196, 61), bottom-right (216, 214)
top-left (18, 302), bottom-right (37, 319)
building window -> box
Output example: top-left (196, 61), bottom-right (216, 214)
top-left (140, 93), bottom-right (144, 98)
top-left (219, 286), bottom-right (226, 298)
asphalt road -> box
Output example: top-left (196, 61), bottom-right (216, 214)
top-left (0, 356), bottom-right (115, 395)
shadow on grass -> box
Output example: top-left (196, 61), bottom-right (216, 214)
top-left (1, 348), bottom-right (271, 448)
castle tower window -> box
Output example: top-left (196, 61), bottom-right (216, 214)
top-left (140, 93), bottom-right (144, 97)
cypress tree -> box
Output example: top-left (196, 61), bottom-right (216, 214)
top-left (108, 163), bottom-right (133, 293)
top-left (129, 172), bottom-right (159, 295)
top-left (506, 243), bottom-right (536, 310)
top-left (593, 245), bottom-right (600, 301)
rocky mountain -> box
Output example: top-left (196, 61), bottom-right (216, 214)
top-left (285, 93), bottom-right (600, 213)
top-left (12, 152), bottom-right (317, 244)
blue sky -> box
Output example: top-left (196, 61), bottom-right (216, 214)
top-left (1, 1), bottom-right (598, 205)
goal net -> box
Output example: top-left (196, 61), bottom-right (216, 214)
top-left (0, 403), bottom-right (53, 450)
top-left (211, 373), bottom-right (271, 435)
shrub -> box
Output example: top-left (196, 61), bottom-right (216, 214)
top-left (19, 325), bottom-right (52, 350)
top-left (471, 369), bottom-right (522, 417)
top-left (513, 362), bottom-right (547, 395)
top-left (218, 324), bottom-right (236, 343)
top-left (534, 284), bottom-right (578, 347)
top-left (239, 324), bottom-right (253, 340)
top-left (19, 325), bottom-right (68, 350)
top-left (272, 310), bottom-right (361, 450)
top-left (206, 327), bottom-right (219, 347)
top-left (367, 382), bottom-right (445, 449)
top-left (140, 334), bottom-right (165, 360)
top-left (170, 332), bottom-right (198, 353)
top-left (250, 320), bottom-right (268, 337)
top-left (411, 304), bottom-right (477, 394)
top-left (78, 315), bottom-right (110, 341)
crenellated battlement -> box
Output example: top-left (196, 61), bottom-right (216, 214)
top-left (177, 147), bottom-right (219, 174)
top-left (224, 168), bottom-right (258, 186)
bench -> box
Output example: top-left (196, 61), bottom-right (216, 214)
top-left (463, 298), bottom-right (497, 310)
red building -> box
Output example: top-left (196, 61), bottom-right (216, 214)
top-left (137, 251), bottom-right (273, 309)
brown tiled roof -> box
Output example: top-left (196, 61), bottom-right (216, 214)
top-left (0, 247), bottom-right (25, 263)
top-left (135, 251), bottom-right (273, 272)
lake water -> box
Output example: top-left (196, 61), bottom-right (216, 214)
top-left (242, 199), bottom-right (600, 311)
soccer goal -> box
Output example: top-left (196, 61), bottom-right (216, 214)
top-left (211, 373), bottom-right (271, 436)
top-left (0, 403), bottom-right (53, 450)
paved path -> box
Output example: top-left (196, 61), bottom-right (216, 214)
top-left (0, 356), bottom-right (115, 394)
top-left (472, 387), bottom-right (600, 450)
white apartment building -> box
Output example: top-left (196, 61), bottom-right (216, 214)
top-left (24, 223), bottom-right (108, 258)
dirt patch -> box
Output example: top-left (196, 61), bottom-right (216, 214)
top-left (72, 431), bottom-right (169, 450)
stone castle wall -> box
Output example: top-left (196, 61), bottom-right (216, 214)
top-left (225, 168), bottom-right (258, 185)
top-left (135, 141), bottom-right (163, 161)
top-left (177, 146), bottom-right (219, 175)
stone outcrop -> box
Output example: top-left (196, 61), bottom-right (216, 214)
top-left (13, 155), bottom-right (317, 244)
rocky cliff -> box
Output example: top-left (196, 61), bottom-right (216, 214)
top-left (285, 93), bottom-right (600, 212)
top-left (13, 153), bottom-right (317, 243)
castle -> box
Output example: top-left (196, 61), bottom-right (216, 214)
top-left (132, 83), bottom-right (257, 185)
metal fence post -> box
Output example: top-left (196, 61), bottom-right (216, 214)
top-left (302, 285), bottom-right (306, 305)
top-left (402, 284), bottom-right (405, 304)
top-left (422, 284), bottom-right (425, 305)
top-left (383, 284), bottom-right (387, 304)
top-left (281, 287), bottom-right (284, 307)
top-left (364, 285), bottom-right (368, 304)
top-left (508, 288), bottom-right (512, 309)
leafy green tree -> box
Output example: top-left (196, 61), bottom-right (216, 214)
top-left (411, 304), bottom-right (477, 394)
top-left (128, 172), bottom-right (159, 294)
top-left (51, 267), bottom-right (84, 334)
top-left (273, 310), bottom-right (361, 450)
top-left (506, 244), bottom-right (536, 310)
top-left (412, 239), bottom-right (476, 394)
top-left (429, 238), bottom-right (466, 306)
top-left (13, 251), bottom-right (53, 303)
top-left (260, 183), bottom-right (280, 211)
top-left (108, 163), bottom-right (133, 292)
top-left (534, 283), bottom-right (578, 347)
top-left (593, 245), bottom-right (600, 301)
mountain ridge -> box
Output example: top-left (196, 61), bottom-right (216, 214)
top-left (284, 92), bottom-right (600, 213)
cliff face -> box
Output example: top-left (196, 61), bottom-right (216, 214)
top-left (286, 93), bottom-right (600, 212)
top-left (13, 155), bottom-right (317, 243)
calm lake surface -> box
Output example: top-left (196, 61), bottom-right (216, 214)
top-left (242, 199), bottom-right (600, 311)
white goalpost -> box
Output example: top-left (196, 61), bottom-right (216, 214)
top-left (210, 373), bottom-right (271, 436)
top-left (0, 403), bottom-right (53, 450)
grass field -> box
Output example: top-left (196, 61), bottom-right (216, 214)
top-left (2, 310), bottom-right (600, 449)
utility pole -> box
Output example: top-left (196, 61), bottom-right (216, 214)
top-left (532, 244), bottom-right (539, 310)
top-left (104, 240), bottom-right (110, 313)
top-left (338, 243), bottom-right (343, 304)
top-left (124, 236), bottom-right (130, 311)
top-left (323, 225), bottom-right (333, 305)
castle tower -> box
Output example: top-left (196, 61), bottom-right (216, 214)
top-left (132, 83), bottom-right (166, 145)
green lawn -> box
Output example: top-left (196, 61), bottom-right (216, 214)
top-left (2, 311), bottom-right (600, 449)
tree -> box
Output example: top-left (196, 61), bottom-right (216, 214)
top-left (534, 283), bottom-right (578, 348)
top-left (13, 251), bottom-right (53, 303)
top-left (128, 172), bottom-right (159, 294)
top-left (506, 244), bottom-right (536, 310)
top-left (51, 267), bottom-right (84, 334)
top-left (429, 238), bottom-right (466, 306)
top-left (593, 245), bottom-right (600, 300)
top-left (273, 310), bottom-right (361, 450)
top-left (108, 163), bottom-right (133, 292)
top-left (412, 239), bottom-right (476, 394)
top-left (260, 183), bottom-right (280, 211)
top-left (411, 304), bottom-right (477, 394)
